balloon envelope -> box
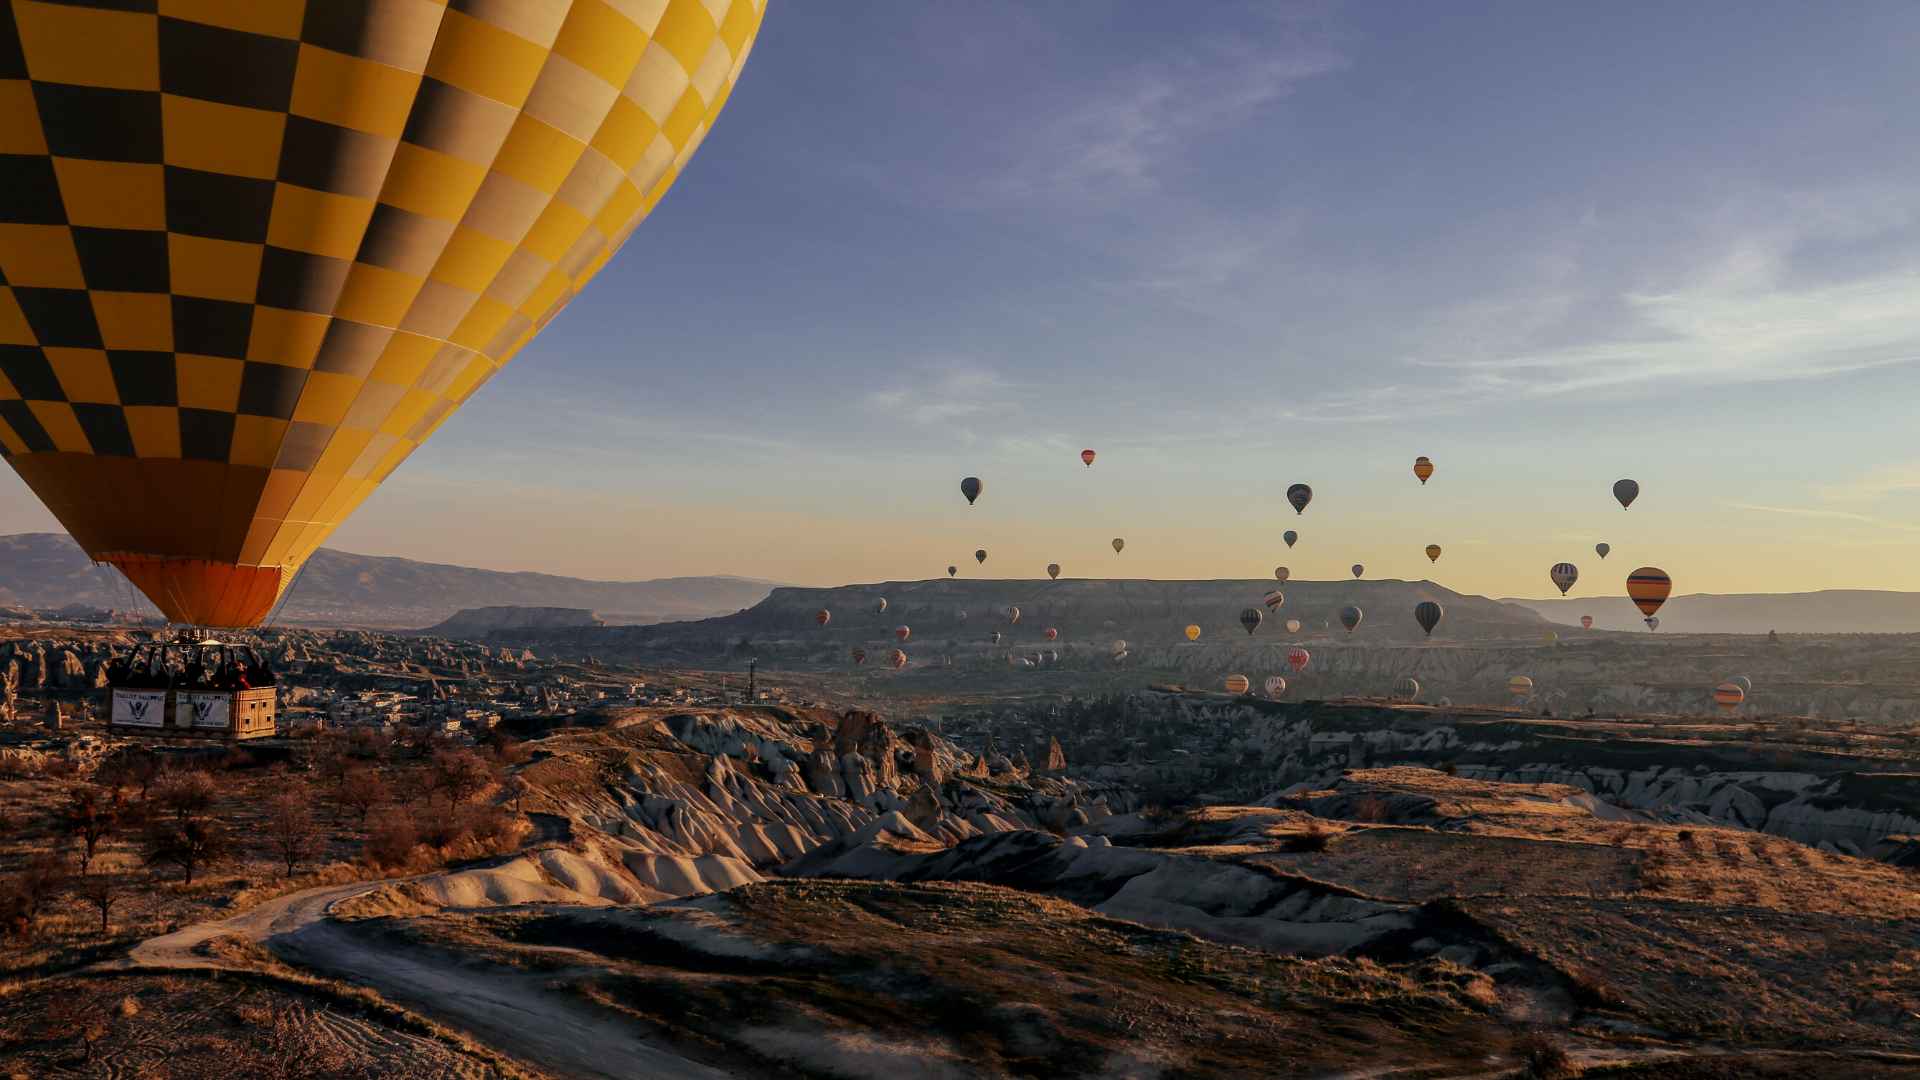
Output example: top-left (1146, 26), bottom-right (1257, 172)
top-left (975, 549), bottom-right (988, 564)
top-left (1283, 531), bottom-right (1299, 548)
top-left (1112, 538), bottom-right (1125, 553)
top-left (1595, 543), bottom-right (1611, 559)
top-left (1713, 682), bottom-right (1745, 711)
top-left (1287, 484), bottom-right (1313, 514)
top-left (1351, 564), bottom-right (1364, 579)
top-left (1626, 567), bottom-right (1672, 617)
top-left (948, 566), bottom-right (957, 577)
top-left (1425, 545), bottom-right (1442, 563)
top-left (1224, 674), bottom-right (1250, 694)
top-left (0, 1), bottom-right (767, 627)
top-left (1614, 479), bottom-right (1640, 509)
top-left (1044, 628), bottom-right (1059, 641)
top-left (1731, 675), bottom-right (1752, 695)
top-left (1508, 675), bottom-right (1534, 697)
top-left (1184, 624), bottom-right (1202, 642)
top-left (1550, 563), bottom-right (1579, 596)
top-left (1287, 647), bottom-right (1311, 672)
top-left (876, 598), bottom-right (888, 614)
top-left (1413, 456), bottom-right (1434, 484)
top-left (1263, 590), bottom-right (1286, 609)
top-left (1285, 619), bottom-right (1302, 633)
top-left (895, 626), bottom-right (911, 642)
top-left (1275, 566), bottom-right (1290, 583)
top-left (1006, 606), bottom-right (1021, 623)
top-left (1581, 615), bottom-right (1594, 629)
top-left (1394, 677), bottom-right (1420, 701)
top-left (1339, 605), bottom-right (1363, 634)
top-left (889, 649), bottom-right (908, 670)
top-left (1239, 608), bottom-right (1264, 635)
top-left (851, 648), bottom-right (867, 665)
top-left (960, 477), bottom-right (982, 505)
top-left (1264, 675), bottom-right (1288, 698)
top-left (1414, 600), bottom-right (1443, 637)
top-left (815, 610), bottom-right (831, 627)
top-left (1081, 449), bottom-right (1096, 467)
top-left (1047, 563), bottom-right (1061, 580)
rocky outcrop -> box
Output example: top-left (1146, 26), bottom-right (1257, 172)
top-left (422, 606), bottom-right (604, 638)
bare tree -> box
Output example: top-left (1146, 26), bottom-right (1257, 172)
top-left (336, 766), bottom-right (389, 826)
top-left (75, 871), bottom-right (118, 934)
top-left (363, 808), bottom-right (418, 870)
top-left (62, 783), bottom-right (122, 871)
top-left (263, 786), bottom-right (324, 878)
top-left (141, 770), bottom-right (228, 884)
top-left (430, 748), bottom-right (495, 806)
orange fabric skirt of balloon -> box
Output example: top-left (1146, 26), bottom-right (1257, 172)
top-left (104, 556), bottom-right (287, 628)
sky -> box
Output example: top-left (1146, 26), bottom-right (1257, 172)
top-left (9, 1), bottom-right (1920, 598)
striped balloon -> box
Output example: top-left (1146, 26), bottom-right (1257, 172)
top-left (1425, 545), bottom-right (1442, 563)
top-left (1626, 567), bottom-right (1672, 618)
top-left (1264, 675), bottom-right (1288, 698)
top-left (1275, 566), bottom-right (1291, 583)
top-left (1224, 674), bottom-right (1251, 694)
top-left (1550, 563), bottom-right (1579, 596)
top-left (1414, 600), bottom-right (1443, 637)
top-left (1263, 590), bottom-right (1286, 609)
top-left (1413, 456), bottom-right (1434, 485)
top-left (1508, 675), bottom-right (1534, 698)
top-left (1712, 681), bottom-right (1745, 712)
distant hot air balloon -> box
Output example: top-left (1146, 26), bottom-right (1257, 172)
top-left (1614, 479), bottom-right (1640, 510)
top-left (1283, 531), bottom-right (1299, 549)
top-left (1580, 615), bottom-right (1594, 630)
top-left (876, 598), bottom-right (889, 614)
top-left (889, 649), bottom-right (909, 670)
top-left (1287, 647), bottom-right (1311, 673)
top-left (1275, 567), bottom-right (1290, 583)
top-left (1731, 675), bottom-right (1752, 695)
top-left (976, 549), bottom-right (988, 565)
top-left (1413, 456), bottom-right (1435, 485)
top-left (1712, 682), bottom-right (1744, 713)
top-left (1627, 567), bottom-right (1672, 627)
top-left (948, 566), bottom-right (958, 577)
top-left (851, 648), bottom-right (868, 666)
top-left (1081, 449), bottom-right (1097, 467)
top-left (1544, 630), bottom-right (1559, 645)
top-left (1044, 628), bottom-right (1059, 641)
top-left (1595, 543), bottom-right (1611, 560)
top-left (1240, 608), bottom-right (1264, 635)
top-left (1263, 590), bottom-right (1286, 609)
top-left (961, 477), bottom-right (983, 506)
top-left (1508, 675), bottom-right (1534, 699)
top-left (1184, 625), bottom-right (1202, 642)
top-left (990, 632), bottom-right (1003, 645)
top-left (1414, 601), bottom-right (1443, 637)
top-left (1046, 649), bottom-right (1059, 664)
top-left (1006, 606), bottom-right (1021, 624)
top-left (1113, 538), bottom-right (1125, 553)
top-left (895, 626), bottom-right (912, 642)
top-left (0, 0), bottom-right (770, 630)
top-left (1264, 675), bottom-right (1288, 698)
top-left (1646, 616), bottom-right (1660, 632)
top-left (956, 609), bottom-right (969, 622)
top-left (815, 610), bottom-right (831, 627)
top-left (1550, 563), bottom-right (1579, 596)
top-left (1339, 605), bottom-right (1363, 634)
top-left (1224, 674), bottom-right (1251, 694)
top-left (1351, 564), bottom-right (1365, 579)
top-left (1285, 619), bottom-right (1302, 634)
top-left (1425, 545), bottom-right (1442, 564)
top-left (1287, 484), bottom-right (1313, 515)
top-left (1111, 639), bottom-right (1128, 656)
top-left (1394, 677), bottom-right (1420, 701)
top-left (1047, 563), bottom-right (1061, 580)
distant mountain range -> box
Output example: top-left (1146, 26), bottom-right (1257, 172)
top-left (0, 534), bottom-right (781, 629)
top-left (1508, 590), bottom-right (1920, 634)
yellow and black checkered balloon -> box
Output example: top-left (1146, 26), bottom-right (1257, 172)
top-left (0, 0), bottom-right (764, 626)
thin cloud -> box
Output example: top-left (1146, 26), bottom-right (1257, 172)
top-left (1725, 502), bottom-right (1920, 531)
top-left (1818, 461), bottom-right (1920, 503)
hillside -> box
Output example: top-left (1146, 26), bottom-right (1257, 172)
top-left (0, 533), bottom-right (779, 628)
top-left (1511, 589), bottom-right (1920, 634)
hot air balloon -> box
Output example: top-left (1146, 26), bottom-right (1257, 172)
top-left (851, 648), bottom-right (868, 666)
top-left (1544, 630), bottom-right (1559, 645)
top-left (1731, 675), bottom-right (1752, 695)
top-left (1112, 538), bottom-right (1125, 553)
top-left (1239, 608), bottom-right (1264, 635)
top-left (1287, 647), bottom-right (1311, 673)
top-left (1394, 677), bottom-right (1420, 701)
top-left (1283, 531), bottom-right (1299, 549)
top-left (960, 477), bottom-right (983, 505)
top-left (889, 649), bottom-right (908, 670)
top-left (956, 609), bottom-right (969, 622)
top-left (0, 1), bottom-right (767, 629)
top-left (1046, 649), bottom-right (1059, 664)
top-left (1508, 675), bottom-right (1534, 699)
top-left (1413, 457), bottom-right (1434, 485)
top-left (1550, 563), bottom-right (1579, 596)
top-left (1286, 484), bottom-right (1313, 515)
top-left (1425, 545), bottom-right (1442, 563)
top-left (1047, 563), bottom-right (1061, 580)
top-left (1580, 615), bottom-right (1594, 630)
top-left (876, 598), bottom-right (889, 614)
top-left (1263, 675), bottom-right (1288, 698)
top-left (975, 549), bottom-right (988, 565)
top-left (895, 626), bottom-right (911, 642)
top-left (1712, 682), bottom-right (1744, 713)
top-left (990, 632), bottom-right (1003, 645)
top-left (1081, 449), bottom-right (1097, 467)
top-left (1224, 674), bottom-right (1251, 694)
top-left (1414, 601), bottom-right (1443, 637)
top-left (1285, 619), bottom-right (1302, 634)
top-left (1627, 567), bottom-right (1672, 627)
top-left (1006, 606), bottom-right (1021, 624)
top-left (1646, 616), bottom-right (1660, 632)
top-left (1614, 479), bottom-right (1640, 509)
top-left (1339, 605), bottom-right (1363, 634)
top-left (1044, 628), bottom-right (1059, 641)
top-left (1263, 590), bottom-right (1286, 609)
top-left (948, 566), bottom-right (958, 577)
top-left (1111, 639), bottom-right (1127, 656)
top-left (1274, 567), bottom-right (1290, 584)
top-left (1351, 564), bottom-right (1364, 579)
top-left (1184, 625), bottom-right (1202, 642)
top-left (1595, 543), bottom-right (1611, 559)
top-left (815, 610), bottom-right (831, 627)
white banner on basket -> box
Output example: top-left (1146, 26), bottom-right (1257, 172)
top-left (113, 690), bottom-right (167, 728)
top-left (182, 692), bottom-right (230, 730)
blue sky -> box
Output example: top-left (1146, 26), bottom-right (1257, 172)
top-left (9, 1), bottom-right (1920, 596)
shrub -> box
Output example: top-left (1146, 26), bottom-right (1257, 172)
top-left (1509, 1031), bottom-right (1578, 1079)
top-left (1282, 822), bottom-right (1332, 853)
top-left (363, 809), bottom-right (419, 870)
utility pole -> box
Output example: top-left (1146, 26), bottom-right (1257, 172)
top-left (747, 658), bottom-right (757, 702)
